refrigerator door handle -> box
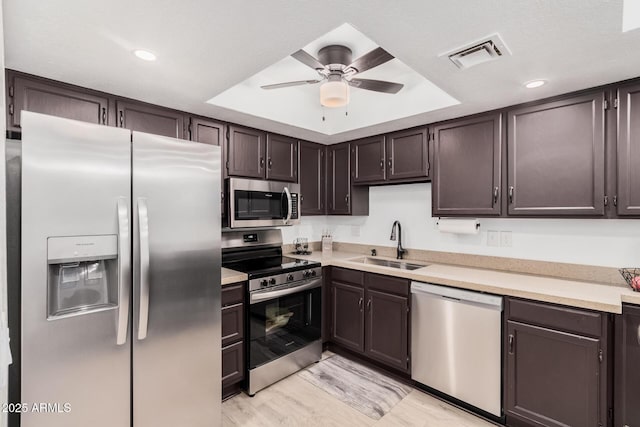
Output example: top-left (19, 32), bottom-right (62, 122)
top-left (116, 198), bottom-right (130, 345)
top-left (283, 187), bottom-right (292, 225)
top-left (137, 198), bottom-right (151, 340)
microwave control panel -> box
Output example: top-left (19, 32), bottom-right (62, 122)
top-left (291, 193), bottom-right (299, 219)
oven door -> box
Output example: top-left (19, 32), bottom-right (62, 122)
top-left (228, 178), bottom-right (300, 228)
top-left (248, 279), bottom-right (321, 370)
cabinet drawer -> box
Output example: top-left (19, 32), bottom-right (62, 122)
top-left (508, 298), bottom-right (603, 337)
top-left (332, 267), bottom-right (364, 286)
top-left (365, 272), bottom-right (409, 296)
top-left (222, 341), bottom-right (244, 387)
top-left (222, 303), bottom-right (244, 347)
top-left (222, 283), bottom-right (244, 307)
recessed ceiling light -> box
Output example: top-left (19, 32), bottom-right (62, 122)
top-left (524, 80), bottom-right (546, 89)
top-left (133, 50), bottom-right (156, 61)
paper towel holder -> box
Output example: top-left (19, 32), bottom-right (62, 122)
top-left (436, 218), bottom-right (481, 234)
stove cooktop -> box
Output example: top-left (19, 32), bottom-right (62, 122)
top-left (223, 255), bottom-right (320, 279)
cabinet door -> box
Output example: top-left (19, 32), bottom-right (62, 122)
top-left (266, 134), bottom-right (298, 182)
top-left (221, 303), bottom-right (244, 348)
top-left (352, 136), bottom-right (386, 183)
top-left (507, 93), bottom-right (605, 216)
top-left (227, 125), bottom-right (266, 179)
top-left (327, 143), bottom-right (351, 214)
top-left (615, 304), bottom-right (640, 426)
top-left (331, 281), bottom-right (365, 353)
top-left (299, 141), bottom-right (325, 215)
top-left (506, 320), bottom-right (603, 427)
top-left (189, 117), bottom-right (224, 146)
top-left (116, 100), bottom-right (185, 139)
top-left (386, 127), bottom-right (429, 181)
top-left (221, 341), bottom-right (244, 388)
top-left (433, 113), bottom-right (502, 216)
top-left (365, 289), bottom-right (409, 372)
top-left (617, 84), bottom-right (640, 216)
top-left (9, 74), bottom-right (111, 130)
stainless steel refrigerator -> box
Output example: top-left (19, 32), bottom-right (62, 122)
top-left (20, 112), bottom-right (221, 427)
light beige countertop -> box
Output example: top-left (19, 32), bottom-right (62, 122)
top-left (290, 250), bottom-right (640, 314)
top-left (221, 267), bottom-right (247, 286)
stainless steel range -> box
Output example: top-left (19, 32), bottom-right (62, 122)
top-left (222, 229), bottom-right (322, 396)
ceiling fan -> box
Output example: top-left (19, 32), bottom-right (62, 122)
top-left (261, 45), bottom-right (404, 107)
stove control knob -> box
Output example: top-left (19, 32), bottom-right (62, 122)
top-left (311, 270), bottom-right (317, 277)
top-left (269, 278), bottom-right (276, 285)
top-left (287, 274), bottom-right (294, 282)
top-left (260, 279), bottom-right (268, 287)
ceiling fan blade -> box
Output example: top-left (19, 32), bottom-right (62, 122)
top-left (291, 49), bottom-right (326, 70)
top-left (347, 47), bottom-right (394, 74)
top-left (348, 78), bottom-right (403, 94)
top-left (261, 79), bottom-right (322, 90)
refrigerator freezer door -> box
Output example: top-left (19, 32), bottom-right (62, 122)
top-left (132, 132), bottom-right (221, 427)
top-left (21, 112), bottom-right (132, 427)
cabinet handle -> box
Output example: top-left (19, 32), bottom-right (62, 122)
top-left (367, 299), bottom-right (372, 311)
top-left (268, 158), bottom-right (272, 169)
top-left (260, 157), bottom-right (265, 168)
top-left (102, 107), bottom-right (106, 125)
top-left (380, 159), bottom-right (384, 170)
top-left (358, 297), bottom-right (363, 311)
top-left (388, 159), bottom-right (392, 169)
top-left (508, 334), bottom-right (515, 354)
top-left (508, 186), bottom-right (514, 204)
top-left (119, 111), bottom-right (124, 127)
top-left (345, 194), bottom-right (350, 205)
top-left (637, 324), bottom-right (640, 346)
top-left (493, 187), bottom-right (499, 205)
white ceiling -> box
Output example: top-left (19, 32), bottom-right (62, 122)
top-left (206, 23), bottom-right (459, 135)
top-left (4, 0), bottom-right (640, 144)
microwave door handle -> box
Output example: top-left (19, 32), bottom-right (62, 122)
top-left (283, 187), bottom-right (292, 225)
top-left (137, 198), bottom-right (151, 340)
top-left (116, 198), bottom-right (130, 345)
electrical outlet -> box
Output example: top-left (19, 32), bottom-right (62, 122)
top-left (487, 230), bottom-right (500, 247)
top-left (500, 231), bottom-right (513, 247)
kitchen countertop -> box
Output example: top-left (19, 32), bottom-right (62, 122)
top-left (221, 267), bottom-right (248, 286)
top-left (290, 250), bottom-right (640, 314)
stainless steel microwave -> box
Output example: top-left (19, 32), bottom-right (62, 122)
top-left (226, 178), bottom-right (300, 228)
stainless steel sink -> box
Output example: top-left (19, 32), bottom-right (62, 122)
top-left (350, 257), bottom-right (428, 270)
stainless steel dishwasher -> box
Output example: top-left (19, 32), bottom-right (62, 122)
top-left (411, 281), bottom-right (503, 417)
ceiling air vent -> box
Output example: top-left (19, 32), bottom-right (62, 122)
top-left (446, 34), bottom-right (510, 69)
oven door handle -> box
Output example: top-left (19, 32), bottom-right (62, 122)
top-left (283, 186), bottom-right (292, 225)
top-left (250, 279), bottom-right (321, 304)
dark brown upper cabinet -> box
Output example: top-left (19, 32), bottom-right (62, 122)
top-left (7, 71), bottom-right (112, 132)
top-left (266, 134), bottom-right (298, 182)
top-left (386, 127), bottom-right (430, 182)
top-left (327, 143), bottom-right (369, 215)
top-left (505, 298), bottom-right (609, 427)
top-left (299, 142), bottom-right (326, 215)
top-left (116, 100), bottom-right (186, 139)
top-left (227, 125), bottom-right (266, 179)
top-left (351, 135), bottom-right (386, 184)
top-left (615, 304), bottom-right (640, 427)
top-left (189, 117), bottom-right (224, 146)
top-left (432, 113), bottom-right (503, 216)
top-left (616, 83), bottom-right (640, 216)
top-left (507, 92), bottom-right (606, 216)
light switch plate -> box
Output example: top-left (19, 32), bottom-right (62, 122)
top-left (487, 230), bottom-right (500, 247)
top-left (500, 231), bottom-right (513, 247)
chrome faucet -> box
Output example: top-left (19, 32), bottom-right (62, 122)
top-left (389, 220), bottom-right (406, 260)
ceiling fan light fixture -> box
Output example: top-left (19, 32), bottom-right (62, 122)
top-left (320, 80), bottom-right (349, 108)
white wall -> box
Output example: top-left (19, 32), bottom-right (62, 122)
top-left (282, 183), bottom-right (640, 268)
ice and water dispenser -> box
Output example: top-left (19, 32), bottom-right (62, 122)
top-left (47, 235), bottom-right (119, 319)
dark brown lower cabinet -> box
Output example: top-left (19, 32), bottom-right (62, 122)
top-left (221, 282), bottom-right (246, 399)
top-left (614, 304), bottom-right (640, 427)
top-left (330, 268), bottom-right (410, 373)
top-left (505, 298), bottom-right (610, 427)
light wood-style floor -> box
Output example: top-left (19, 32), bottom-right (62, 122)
top-left (222, 353), bottom-right (496, 427)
